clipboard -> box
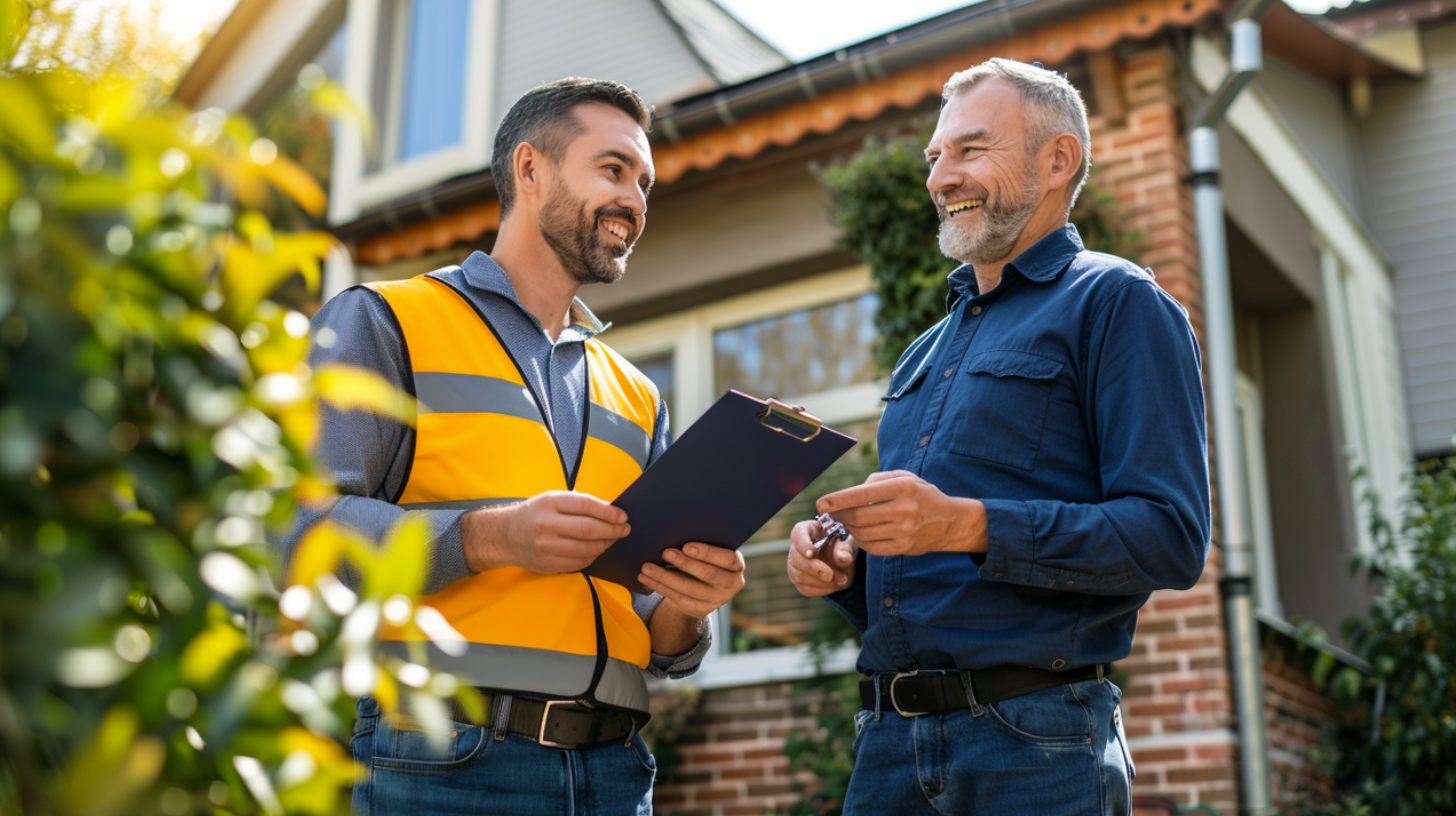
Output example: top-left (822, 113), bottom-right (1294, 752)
top-left (583, 390), bottom-right (858, 594)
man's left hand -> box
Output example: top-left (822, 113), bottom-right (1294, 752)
top-left (816, 470), bottom-right (988, 556)
top-left (640, 543), bottom-right (746, 621)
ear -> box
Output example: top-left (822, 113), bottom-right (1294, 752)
top-left (1044, 133), bottom-right (1082, 195)
top-left (513, 141), bottom-right (547, 200)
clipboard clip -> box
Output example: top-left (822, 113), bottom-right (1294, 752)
top-left (757, 399), bottom-right (823, 442)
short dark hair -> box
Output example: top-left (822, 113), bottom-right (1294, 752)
top-left (492, 77), bottom-right (653, 216)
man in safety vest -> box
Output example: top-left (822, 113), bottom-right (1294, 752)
top-left (281, 77), bottom-right (746, 814)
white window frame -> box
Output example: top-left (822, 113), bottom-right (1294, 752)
top-left (604, 266), bottom-right (881, 688)
top-left (1236, 372), bottom-right (1282, 618)
top-left (330, 0), bottom-right (498, 224)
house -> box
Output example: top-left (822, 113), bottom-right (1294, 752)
top-left (175, 0), bottom-right (1426, 812)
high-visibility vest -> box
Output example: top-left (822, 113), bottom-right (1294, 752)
top-left (365, 273), bottom-right (660, 714)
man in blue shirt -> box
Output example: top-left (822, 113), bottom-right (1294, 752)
top-left (787, 59), bottom-right (1210, 815)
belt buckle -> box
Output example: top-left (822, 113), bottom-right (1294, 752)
top-left (888, 671), bottom-right (926, 718)
top-left (537, 700), bottom-right (574, 748)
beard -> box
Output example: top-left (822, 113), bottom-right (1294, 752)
top-left (539, 186), bottom-right (635, 286)
top-left (937, 169), bottom-right (1040, 269)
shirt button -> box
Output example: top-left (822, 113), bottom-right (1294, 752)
top-left (884, 597), bottom-right (895, 608)
top-left (918, 436), bottom-right (930, 447)
top-left (943, 367), bottom-right (954, 378)
top-left (971, 305), bottom-right (983, 316)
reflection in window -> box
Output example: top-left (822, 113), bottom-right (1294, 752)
top-left (729, 418), bottom-right (880, 653)
top-left (374, 0), bottom-right (470, 167)
top-left (713, 293), bottom-right (879, 400)
top-left (628, 351), bottom-right (674, 421)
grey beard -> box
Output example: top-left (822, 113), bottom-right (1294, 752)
top-left (540, 193), bottom-right (631, 286)
top-left (938, 175), bottom-right (1040, 268)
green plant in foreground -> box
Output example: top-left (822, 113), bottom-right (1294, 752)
top-left (0, 2), bottom-right (467, 813)
top-left (1293, 459), bottom-right (1456, 815)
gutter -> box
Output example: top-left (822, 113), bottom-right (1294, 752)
top-left (1187, 3), bottom-right (1277, 813)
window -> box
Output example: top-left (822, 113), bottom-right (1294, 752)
top-left (332, 0), bottom-right (497, 221)
top-left (374, 0), bottom-right (470, 168)
top-left (606, 268), bottom-right (881, 687)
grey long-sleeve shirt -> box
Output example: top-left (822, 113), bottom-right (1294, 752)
top-left (272, 251), bottom-right (710, 678)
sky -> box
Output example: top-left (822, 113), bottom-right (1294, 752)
top-left (132, 0), bottom-right (1359, 68)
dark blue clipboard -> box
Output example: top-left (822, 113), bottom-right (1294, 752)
top-left (583, 390), bottom-right (857, 594)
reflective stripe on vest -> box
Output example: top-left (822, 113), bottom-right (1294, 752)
top-left (363, 274), bottom-right (659, 714)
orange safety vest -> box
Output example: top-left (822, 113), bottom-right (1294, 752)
top-left (365, 274), bottom-right (659, 714)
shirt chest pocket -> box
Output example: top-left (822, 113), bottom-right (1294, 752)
top-left (949, 350), bottom-right (1066, 472)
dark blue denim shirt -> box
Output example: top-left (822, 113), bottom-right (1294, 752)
top-left (828, 224), bottom-right (1211, 674)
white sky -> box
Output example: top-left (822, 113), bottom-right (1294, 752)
top-left (125, 0), bottom-right (1356, 69)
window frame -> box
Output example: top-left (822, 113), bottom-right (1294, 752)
top-left (604, 266), bottom-right (882, 689)
top-left (331, 0), bottom-right (498, 223)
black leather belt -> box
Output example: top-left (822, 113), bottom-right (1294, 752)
top-left (443, 694), bottom-right (644, 750)
top-left (860, 664), bottom-right (1103, 715)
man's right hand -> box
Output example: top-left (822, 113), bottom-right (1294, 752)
top-left (461, 492), bottom-right (630, 574)
top-left (786, 518), bottom-right (859, 597)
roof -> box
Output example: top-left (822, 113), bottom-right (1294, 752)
top-left (653, 0), bottom-right (789, 84)
top-left (355, 0), bottom-right (1223, 265)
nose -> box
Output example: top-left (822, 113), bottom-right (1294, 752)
top-left (926, 155), bottom-right (957, 197)
top-left (618, 183), bottom-right (647, 219)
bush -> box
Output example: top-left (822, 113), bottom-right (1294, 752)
top-left (1295, 460), bottom-right (1456, 814)
top-left (0, 3), bottom-right (460, 813)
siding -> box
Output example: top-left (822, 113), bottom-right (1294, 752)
top-left (1362, 19), bottom-right (1456, 457)
top-left (494, 0), bottom-right (719, 128)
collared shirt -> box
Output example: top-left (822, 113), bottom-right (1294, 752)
top-left (272, 251), bottom-right (709, 678)
top-left (829, 224), bottom-right (1211, 674)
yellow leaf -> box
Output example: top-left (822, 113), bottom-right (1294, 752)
top-left (0, 0), bottom-right (30, 65)
top-left (288, 521), bottom-right (363, 587)
top-left (278, 400), bottom-right (318, 451)
top-left (220, 230), bottom-right (335, 316)
top-left (364, 516), bottom-right (430, 599)
top-left (0, 152), bottom-right (20, 210)
top-left (315, 364), bottom-right (417, 425)
top-left (372, 669), bottom-right (399, 714)
top-left (51, 708), bottom-right (166, 816)
top-left (308, 81), bottom-right (374, 151)
top-left (180, 620), bottom-right (248, 688)
top-left (0, 77), bottom-right (52, 157)
top-left (259, 153), bottom-right (327, 218)
top-left (55, 175), bottom-right (133, 211)
top-left (280, 727), bottom-right (351, 765)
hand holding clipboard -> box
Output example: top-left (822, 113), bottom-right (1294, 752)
top-left (583, 391), bottom-right (857, 594)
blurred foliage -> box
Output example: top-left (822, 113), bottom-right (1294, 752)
top-left (819, 120), bottom-right (1145, 372)
top-left (0, 1), bottom-right (467, 813)
top-left (640, 683), bottom-right (701, 784)
top-left (781, 605), bottom-right (862, 816)
top-left (9, 0), bottom-right (204, 103)
top-left (1291, 459), bottom-right (1456, 815)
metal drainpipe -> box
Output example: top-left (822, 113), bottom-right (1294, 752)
top-left (1189, 16), bottom-right (1273, 816)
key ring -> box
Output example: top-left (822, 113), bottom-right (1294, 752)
top-left (811, 512), bottom-right (849, 553)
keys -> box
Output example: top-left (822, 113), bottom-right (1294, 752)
top-left (811, 512), bottom-right (849, 553)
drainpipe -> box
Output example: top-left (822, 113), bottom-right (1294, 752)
top-left (1188, 13), bottom-right (1273, 816)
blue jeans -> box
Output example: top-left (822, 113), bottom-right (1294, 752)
top-left (844, 677), bottom-right (1134, 815)
top-left (350, 697), bottom-right (655, 815)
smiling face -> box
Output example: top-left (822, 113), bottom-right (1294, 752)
top-left (537, 102), bottom-right (655, 285)
top-left (925, 78), bottom-right (1043, 270)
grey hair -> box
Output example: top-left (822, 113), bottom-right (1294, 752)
top-left (943, 58), bottom-right (1092, 213)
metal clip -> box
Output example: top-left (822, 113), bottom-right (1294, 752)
top-left (757, 399), bottom-right (823, 442)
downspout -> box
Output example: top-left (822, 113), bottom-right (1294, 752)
top-left (1188, 10), bottom-right (1274, 815)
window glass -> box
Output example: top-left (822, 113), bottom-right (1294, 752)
top-left (713, 292), bottom-right (879, 401)
top-left (628, 351), bottom-right (675, 421)
top-left (398, 0), bottom-right (469, 161)
top-left (729, 417), bottom-right (881, 652)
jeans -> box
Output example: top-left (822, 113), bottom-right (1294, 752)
top-left (350, 697), bottom-right (655, 816)
top-left (844, 677), bottom-right (1134, 816)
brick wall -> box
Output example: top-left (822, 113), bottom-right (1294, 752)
top-left (654, 683), bottom-right (817, 816)
top-left (1263, 635), bottom-right (1341, 809)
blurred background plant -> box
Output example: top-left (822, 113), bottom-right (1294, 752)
top-left (0, 1), bottom-right (469, 813)
top-left (1287, 458), bottom-right (1456, 816)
